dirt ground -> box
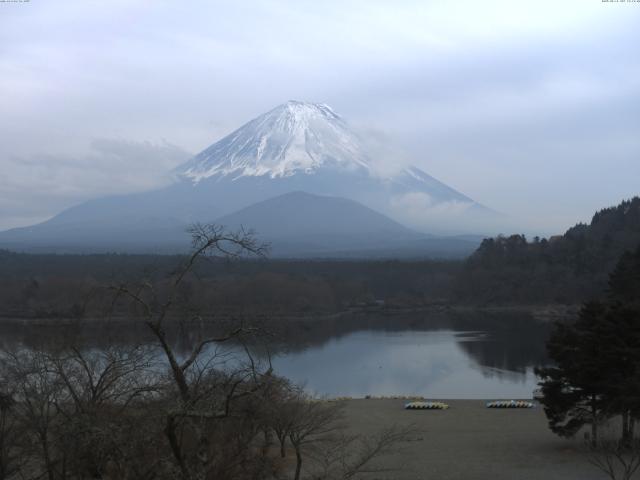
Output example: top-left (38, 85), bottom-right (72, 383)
top-left (340, 399), bottom-right (605, 480)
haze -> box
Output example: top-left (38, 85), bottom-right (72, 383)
top-left (1, 0), bottom-right (639, 234)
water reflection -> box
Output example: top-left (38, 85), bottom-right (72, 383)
top-left (0, 310), bottom-right (553, 398)
top-left (269, 330), bottom-right (542, 399)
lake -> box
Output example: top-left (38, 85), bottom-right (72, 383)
top-left (270, 329), bottom-right (541, 399)
top-left (0, 310), bottom-right (553, 399)
top-left (203, 311), bottom-right (552, 399)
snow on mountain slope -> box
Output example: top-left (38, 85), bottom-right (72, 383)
top-left (179, 101), bottom-right (369, 181)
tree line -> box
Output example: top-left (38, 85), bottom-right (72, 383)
top-left (0, 252), bottom-right (458, 319)
top-left (455, 197), bottom-right (640, 304)
top-left (1, 197), bottom-right (639, 321)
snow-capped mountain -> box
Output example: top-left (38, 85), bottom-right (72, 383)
top-left (0, 101), bottom-right (501, 255)
top-left (172, 100), bottom-right (492, 233)
top-left (180, 101), bottom-right (369, 181)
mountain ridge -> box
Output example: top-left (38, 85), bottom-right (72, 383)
top-left (0, 100), bottom-right (502, 254)
top-left (170, 100), bottom-right (497, 233)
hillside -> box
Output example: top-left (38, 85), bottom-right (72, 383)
top-left (455, 197), bottom-right (640, 304)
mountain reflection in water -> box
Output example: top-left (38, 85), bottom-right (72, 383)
top-left (0, 311), bottom-right (553, 399)
top-left (268, 329), bottom-right (543, 399)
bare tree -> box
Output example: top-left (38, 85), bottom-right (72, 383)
top-left (1, 336), bottom-right (171, 479)
top-left (0, 390), bottom-right (24, 480)
top-left (50, 345), bottom-right (158, 414)
top-left (50, 345), bottom-right (160, 479)
top-left (264, 380), bottom-right (302, 459)
top-left (287, 398), bottom-right (345, 480)
top-left (111, 224), bottom-right (267, 403)
top-left (587, 436), bottom-right (640, 480)
top-left (2, 349), bottom-right (66, 480)
top-left (280, 393), bottom-right (414, 480)
top-left (308, 425), bottom-right (414, 480)
top-left (110, 224), bottom-right (273, 479)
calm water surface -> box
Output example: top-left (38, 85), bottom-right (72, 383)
top-left (270, 329), bottom-right (541, 399)
top-left (1, 312), bottom-right (552, 399)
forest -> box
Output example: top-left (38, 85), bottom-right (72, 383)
top-left (456, 197), bottom-right (640, 304)
top-left (1, 197), bottom-right (639, 319)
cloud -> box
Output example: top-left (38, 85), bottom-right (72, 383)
top-left (0, 139), bottom-right (192, 230)
top-left (390, 192), bottom-right (476, 231)
top-left (0, 1), bottom-right (638, 234)
top-left (355, 127), bottom-right (415, 177)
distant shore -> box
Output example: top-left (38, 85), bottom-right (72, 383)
top-left (0, 302), bottom-right (578, 325)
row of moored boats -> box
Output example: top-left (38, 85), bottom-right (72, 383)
top-left (404, 400), bottom-right (536, 410)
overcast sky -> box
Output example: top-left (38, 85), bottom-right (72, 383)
top-left (1, 0), bottom-right (639, 234)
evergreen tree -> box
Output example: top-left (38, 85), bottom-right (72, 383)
top-left (608, 245), bottom-right (640, 307)
top-left (537, 245), bottom-right (640, 444)
top-left (536, 302), bottom-right (611, 444)
top-left (599, 304), bottom-right (640, 443)
top-left (605, 246), bottom-right (640, 441)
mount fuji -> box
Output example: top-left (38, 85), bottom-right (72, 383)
top-left (0, 101), bottom-right (498, 256)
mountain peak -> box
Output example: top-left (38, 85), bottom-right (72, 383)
top-left (282, 99), bottom-right (334, 111)
top-left (178, 101), bottom-right (370, 182)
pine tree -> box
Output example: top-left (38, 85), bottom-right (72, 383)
top-left (608, 245), bottom-right (640, 307)
top-left (537, 245), bottom-right (640, 444)
top-left (536, 301), bottom-right (611, 444)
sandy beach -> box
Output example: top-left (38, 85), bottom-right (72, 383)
top-left (341, 399), bottom-right (603, 480)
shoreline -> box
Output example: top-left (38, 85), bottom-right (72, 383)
top-left (339, 398), bottom-right (598, 479)
top-left (0, 302), bottom-right (578, 325)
